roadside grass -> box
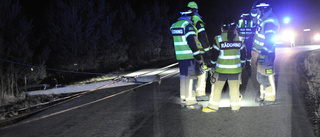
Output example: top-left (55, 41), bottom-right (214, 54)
top-left (298, 49), bottom-right (320, 136)
top-left (0, 59), bottom-right (177, 122)
top-left (0, 74), bottom-right (121, 122)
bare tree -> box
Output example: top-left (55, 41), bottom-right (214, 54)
top-left (46, 0), bottom-right (108, 83)
top-left (0, 0), bottom-right (47, 100)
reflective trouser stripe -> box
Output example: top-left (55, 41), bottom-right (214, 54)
top-left (210, 84), bottom-right (215, 99)
top-left (228, 80), bottom-right (241, 110)
top-left (180, 75), bottom-right (186, 102)
top-left (180, 62), bottom-right (198, 105)
top-left (187, 62), bottom-right (197, 105)
top-left (208, 80), bottom-right (226, 110)
top-left (185, 78), bottom-right (197, 105)
top-left (196, 72), bottom-right (207, 96)
top-left (265, 75), bottom-right (276, 101)
top-left (269, 75), bottom-right (276, 95)
top-left (208, 78), bottom-right (240, 110)
top-left (186, 78), bottom-right (193, 101)
top-left (260, 85), bottom-right (265, 99)
top-left (180, 75), bottom-right (197, 105)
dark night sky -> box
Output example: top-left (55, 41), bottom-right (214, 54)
top-left (166, 0), bottom-right (320, 28)
top-left (136, 0), bottom-right (317, 34)
top-left (163, 0), bottom-right (320, 38)
top-left (20, 0), bottom-right (320, 37)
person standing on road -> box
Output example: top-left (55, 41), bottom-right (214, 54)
top-left (250, 0), bottom-right (260, 34)
top-left (238, 13), bottom-right (255, 67)
top-left (187, 1), bottom-right (212, 101)
top-left (252, 2), bottom-right (280, 105)
top-left (202, 18), bottom-right (246, 113)
top-left (170, 8), bottom-right (204, 110)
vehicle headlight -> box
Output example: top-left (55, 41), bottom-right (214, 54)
top-left (314, 33), bottom-right (320, 41)
top-left (281, 30), bottom-right (295, 42)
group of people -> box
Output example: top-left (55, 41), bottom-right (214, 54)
top-left (170, 0), bottom-right (280, 113)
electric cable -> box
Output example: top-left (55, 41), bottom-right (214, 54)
top-left (0, 58), bottom-right (113, 76)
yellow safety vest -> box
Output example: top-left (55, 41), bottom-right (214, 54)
top-left (213, 32), bottom-right (245, 74)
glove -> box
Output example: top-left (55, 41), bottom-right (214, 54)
top-left (203, 53), bottom-right (212, 67)
top-left (195, 60), bottom-right (205, 76)
top-left (207, 60), bottom-right (215, 69)
top-left (199, 63), bottom-right (206, 75)
top-left (241, 62), bottom-right (245, 68)
top-left (209, 70), bottom-right (216, 84)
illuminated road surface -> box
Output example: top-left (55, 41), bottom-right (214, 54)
top-left (0, 45), bottom-right (319, 137)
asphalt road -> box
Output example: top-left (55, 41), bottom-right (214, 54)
top-left (0, 46), bottom-right (318, 137)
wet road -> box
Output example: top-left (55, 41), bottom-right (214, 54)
top-left (0, 46), bottom-right (318, 137)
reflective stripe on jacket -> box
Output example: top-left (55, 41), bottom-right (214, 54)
top-left (192, 15), bottom-right (209, 54)
top-left (170, 20), bottom-right (199, 60)
top-left (253, 17), bottom-right (279, 54)
top-left (213, 32), bottom-right (245, 74)
top-left (238, 18), bottom-right (255, 40)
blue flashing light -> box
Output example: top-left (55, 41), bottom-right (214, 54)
top-left (283, 17), bottom-right (291, 24)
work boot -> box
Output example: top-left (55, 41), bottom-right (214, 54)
top-left (202, 107), bottom-right (218, 113)
top-left (180, 99), bottom-right (186, 107)
top-left (196, 95), bottom-right (209, 101)
top-left (263, 101), bottom-right (276, 105)
top-left (255, 97), bottom-right (264, 103)
top-left (186, 103), bottom-right (203, 110)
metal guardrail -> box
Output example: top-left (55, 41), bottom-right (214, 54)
top-left (18, 84), bottom-right (64, 91)
top-left (0, 63), bottom-right (180, 129)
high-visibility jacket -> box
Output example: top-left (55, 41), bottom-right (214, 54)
top-left (212, 32), bottom-right (246, 74)
top-left (253, 10), bottom-right (280, 76)
top-left (170, 17), bottom-right (200, 60)
top-left (192, 15), bottom-right (210, 54)
top-left (238, 17), bottom-right (255, 40)
top-left (252, 13), bottom-right (280, 55)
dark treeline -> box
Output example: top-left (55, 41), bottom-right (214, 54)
top-left (0, 0), bottom-right (179, 99)
top-left (0, 0), bottom-right (260, 100)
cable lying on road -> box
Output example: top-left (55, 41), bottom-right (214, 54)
top-left (0, 63), bottom-right (179, 129)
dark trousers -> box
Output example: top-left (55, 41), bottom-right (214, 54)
top-left (245, 39), bottom-right (253, 60)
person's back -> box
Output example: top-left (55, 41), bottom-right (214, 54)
top-left (203, 18), bottom-right (246, 113)
top-left (170, 10), bottom-right (203, 110)
top-left (188, 1), bottom-right (211, 101)
top-left (171, 16), bottom-right (198, 61)
top-left (238, 13), bottom-right (255, 65)
top-left (214, 31), bottom-right (245, 74)
top-left (252, 1), bottom-right (280, 104)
